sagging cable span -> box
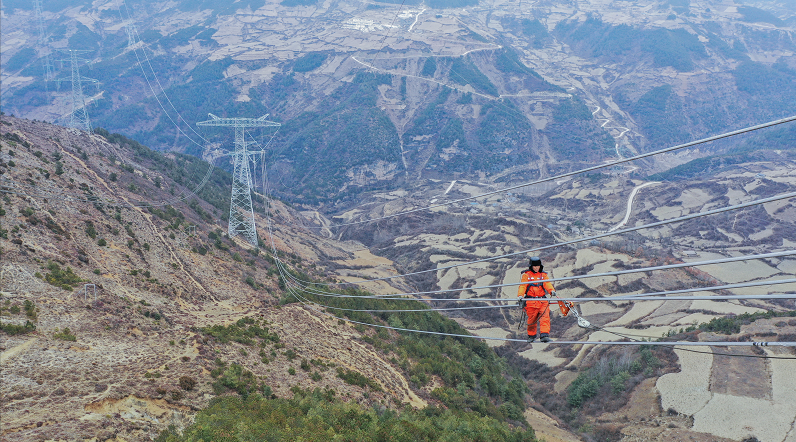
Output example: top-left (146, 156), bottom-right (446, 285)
top-left (292, 191), bottom-right (796, 287)
top-left (353, 251), bottom-right (796, 298)
top-left (258, 135), bottom-right (796, 360)
top-left (279, 266), bottom-right (796, 303)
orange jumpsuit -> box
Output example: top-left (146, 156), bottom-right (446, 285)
top-left (517, 270), bottom-right (555, 336)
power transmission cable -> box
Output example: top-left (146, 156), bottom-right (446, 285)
top-left (279, 259), bottom-right (796, 359)
top-left (256, 101), bottom-right (796, 362)
top-left (280, 271), bottom-right (796, 357)
top-left (277, 190), bottom-right (796, 288)
top-left (578, 321), bottom-right (796, 360)
top-left (260, 160), bottom-right (796, 360)
top-left (286, 277), bottom-right (796, 360)
top-left (262, 138), bottom-right (792, 334)
top-left (261, 170), bottom-right (795, 362)
top-left (278, 250), bottom-right (796, 299)
top-left (120, 1), bottom-right (213, 148)
top-left (279, 263), bottom-right (796, 358)
top-left (282, 272), bottom-right (796, 312)
top-left (277, 255), bottom-right (796, 352)
top-left (277, 261), bottom-right (796, 312)
top-left (260, 168), bottom-right (796, 362)
top-left (279, 267), bottom-right (796, 305)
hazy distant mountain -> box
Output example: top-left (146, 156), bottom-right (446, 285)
top-left (4, 0), bottom-right (796, 202)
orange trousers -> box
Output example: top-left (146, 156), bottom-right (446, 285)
top-left (524, 299), bottom-right (550, 336)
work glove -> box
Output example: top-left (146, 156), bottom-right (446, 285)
top-left (550, 291), bottom-right (557, 297)
top-left (517, 299), bottom-right (525, 308)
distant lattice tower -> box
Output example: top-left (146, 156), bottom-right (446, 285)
top-left (176, 225), bottom-right (197, 249)
top-left (125, 23), bottom-right (137, 48)
top-left (197, 114), bottom-right (281, 246)
top-left (55, 50), bottom-right (99, 132)
top-left (33, 0), bottom-right (54, 82)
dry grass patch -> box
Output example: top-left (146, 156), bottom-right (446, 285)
top-left (693, 394), bottom-right (796, 442)
top-left (657, 347), bottom-right (712, 416)
top-left (470, 327), bottom-right (510, 347)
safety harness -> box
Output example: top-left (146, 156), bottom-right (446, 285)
top-left (519, 270), bottom-right (546, 304)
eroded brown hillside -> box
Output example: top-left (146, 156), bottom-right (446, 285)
top-left (0, 116), bottom-right (438, 441)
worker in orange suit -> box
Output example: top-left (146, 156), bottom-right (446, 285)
top-left (517, 256), bottom-right (557, 343)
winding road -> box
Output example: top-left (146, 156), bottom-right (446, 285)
top-left (590, 105), bottom-right (633, 159)
top-left (608, 181), bottom-right (659, 232)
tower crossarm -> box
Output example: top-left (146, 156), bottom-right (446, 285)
top-left (197, 114), bottom-right (281, 128)
top-left (55, 76), bottom-right (100, 86)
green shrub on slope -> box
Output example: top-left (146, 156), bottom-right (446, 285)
top-left (155, 389), bottom-right (537, 442)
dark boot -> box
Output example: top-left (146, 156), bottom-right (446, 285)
top-left (527, 335), bottom-right (536, 343)
top-left (540, 333), bottom-right (550, 343)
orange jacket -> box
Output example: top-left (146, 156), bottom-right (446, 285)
top-left (517, 270), bottom-right (554, 298)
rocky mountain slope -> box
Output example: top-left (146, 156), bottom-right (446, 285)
top-left (0, 116), bottom-right (466, 440)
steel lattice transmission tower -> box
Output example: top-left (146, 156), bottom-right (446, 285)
top-left (56, 50), bottom-right (99, 133)
top-left (197, 114), bottom-right (281, 246)
top-left (125, 23), bottom-right (138, 48)
top-left (33, 0), bottom-right (55, 83)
